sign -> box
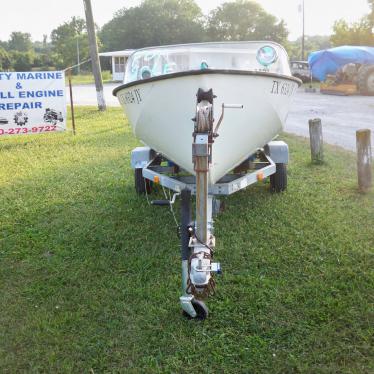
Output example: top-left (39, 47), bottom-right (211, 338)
top-left (0, 71), bottom-right (66, 136)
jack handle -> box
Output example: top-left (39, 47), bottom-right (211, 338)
top-left (151, 192), bottom-right (180, 206)
top-left (213, 103), bottom-right (244, 137)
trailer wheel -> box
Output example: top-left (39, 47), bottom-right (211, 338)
top-left (183, 299), bottom-right (209, 320)
top-left (134, 168), bottom-right (152, 195)
top-left (270, 163), bottom-right (287, 192)
top-left (358, 65), bottom-right (374, 95)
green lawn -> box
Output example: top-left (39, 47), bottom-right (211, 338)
top-left (0, 107), bottom-right (373, 373)
top-left (65, 70), bottom-right (112, 85)
top-left (301, 81), bottom-right (321, 90)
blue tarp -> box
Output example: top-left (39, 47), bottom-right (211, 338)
top-left (308, 46), bottom-right (374, 81)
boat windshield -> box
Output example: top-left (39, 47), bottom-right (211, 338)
top-left (124, 41), bottom-right (291, 84)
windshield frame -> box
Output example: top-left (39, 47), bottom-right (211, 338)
top-left (123, 41), bottom-right (292, 84)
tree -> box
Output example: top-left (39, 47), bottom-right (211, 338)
top-left (331, 0), bottom-right (374, 46)
top-left (369, 0), bottom-right (374, 25)
top-left (207, 0), bottom-right (288, 44)
top-left (10, 51), bottom-right (35, 71)
top-left (0, 40), bottom-right (8, 49)
top-left (287, 35), bottom-right (331, 60)
top-left (32, 53), bottom-right (55, 70)
top-left (0, 47), bottom-right (11, 70)
top-left (331, 18), bottom-right (374, 46)
top-left (100, 0), bottom-right (205, 51)
top-left (8, 32), bottom-right (33, 51)
top-left (50, 17), bottom-right (90, 69)
top-left (33, 35), bottom-right (51, 54)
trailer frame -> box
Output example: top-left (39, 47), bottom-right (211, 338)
top-left (130, 139), bottom-right (288, 319)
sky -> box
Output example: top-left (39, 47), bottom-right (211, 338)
top-left (1, 0), bottom-right (371, 42)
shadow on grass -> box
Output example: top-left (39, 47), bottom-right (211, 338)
top-left (1, 118), bottom-right (373, 372)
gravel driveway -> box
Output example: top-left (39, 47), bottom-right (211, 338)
top-left (286, 89), bottom-right (374, 151)
top-left (67, 84), bottom-right (374, 152)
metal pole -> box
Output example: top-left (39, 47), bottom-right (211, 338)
top-left (83, 0), bottom-right (106, 111)
top-left (67, 69), bottom-right (76, 135)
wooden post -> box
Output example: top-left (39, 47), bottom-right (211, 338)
top-left (83, 0), bottom-right (106, 111)
top-left (67, 69), bottom-right (76, 135)
top-left (309, 118), bottom-right (324, 163)
top-left (356, 129), bottom-right (372, 192)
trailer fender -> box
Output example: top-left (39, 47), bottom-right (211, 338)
top-left (131, 147), bottom-right (155, 169)
top-left (264, 141), bottom-right (289, 164)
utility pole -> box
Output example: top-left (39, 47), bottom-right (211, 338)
top-left (73, 17), bottom-right (81, 75)
top-left (76, 36), bottom-right (80, 75)
top-left (83, 0), bottom-right (106, 111)
top-left (301, 0), bottom-right (305, 60)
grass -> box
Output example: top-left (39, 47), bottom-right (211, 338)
top-left (301, 81), bottom-right (320, 90)
top-left (0, 107), bottom-right (373, 373)
top-left (65, 70), bottom-right (112, 85)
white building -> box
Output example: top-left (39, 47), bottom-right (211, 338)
top-left (99, 50), bottom-right (134, 81)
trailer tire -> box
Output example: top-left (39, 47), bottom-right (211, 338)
top-left (358, 65), bottom-right (374, 96)
top-left (134, 168), bottom-right (152, 195)
top-left (270, 163), bottom-right (287, 192)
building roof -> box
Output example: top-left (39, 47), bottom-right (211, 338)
top-left (99, 50), bottom-right (135, 57)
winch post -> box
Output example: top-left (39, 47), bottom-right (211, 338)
top-left (193, 89), bottom-right (214, 244)
top-left (180, 89), bottom-right (223, 317)
top-left (188, 90), bottom-right (215, 292)
top-left (194, 133), bottom-right (209, 243)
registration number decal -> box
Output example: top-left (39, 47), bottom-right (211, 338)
top-left (119, 88), bottom-right (142, 105)
top-left (270, 80), bottom-right (296, 97)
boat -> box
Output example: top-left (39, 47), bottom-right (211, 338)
top-left (113, 41), bottom-right (300, 184)
top-left (113, 41), bottom-right (301, 320)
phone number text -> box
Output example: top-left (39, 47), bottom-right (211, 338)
top-left (0, 125), bottom-right (57, 136)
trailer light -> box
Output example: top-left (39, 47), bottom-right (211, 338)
top-left (256, 46), bottom-right (278, 67)
top-left (257, 171), bottom-right (264, 181)
top-left (154, 175), bottom-right (160, 184)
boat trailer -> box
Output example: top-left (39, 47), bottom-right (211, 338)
top-left (130, 89), bottom-right (289, 320)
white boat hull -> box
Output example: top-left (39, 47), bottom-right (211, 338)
top-left (115, 72), bottom-right (298, 184)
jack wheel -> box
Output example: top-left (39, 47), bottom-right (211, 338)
top-left (183, 299), bottom-right (209, 320)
